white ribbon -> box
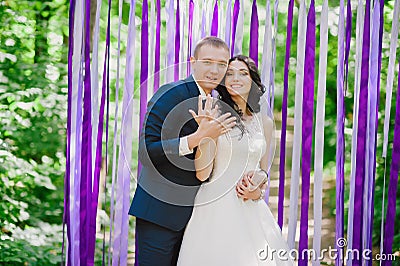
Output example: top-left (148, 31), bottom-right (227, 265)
top-left (312, 1), bottom-right (329, 264)
top-left (346, 1), bottom-right (365, 265)
top-left (108, 0), bottom-right (123, 264)
top-left (382, 0), bottom-right (400, 158)
top-left (271, 0), bottom-right (279, 111)
top-left (287, 0), bottom-right (306, 250)
top-left (148, 0), bottom-right (156, 99)
top-left (261, 0), bottom-right (272, 96)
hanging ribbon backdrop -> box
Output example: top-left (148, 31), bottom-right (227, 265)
top-left (64, 0), bottom-right (400, 264)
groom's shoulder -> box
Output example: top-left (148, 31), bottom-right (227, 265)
top-left (152, 78), bottom-right (195, 102)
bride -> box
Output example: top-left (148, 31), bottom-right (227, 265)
top-left (177, 55), bottom-right (293, 265)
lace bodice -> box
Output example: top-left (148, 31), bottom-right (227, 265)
top-left (210, 112), bottom-right (266, 181)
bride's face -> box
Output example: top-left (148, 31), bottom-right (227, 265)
top-left (224, 60), bottom-right (252, 100)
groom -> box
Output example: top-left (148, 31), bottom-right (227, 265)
top-left (129, 37), bottom-right (232, 265)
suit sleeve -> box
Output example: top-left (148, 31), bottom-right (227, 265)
top-left (138, 84), bottom-right (189, 167)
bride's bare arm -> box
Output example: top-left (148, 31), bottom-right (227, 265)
top-left (194, 138), bottom-right (217, 181)
top-left (259, 114), bottom-right (274, 174)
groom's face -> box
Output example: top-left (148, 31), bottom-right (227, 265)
top-left (190, 45), bottom-right (230, 94)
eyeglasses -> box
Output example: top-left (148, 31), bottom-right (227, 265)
top-left (195, 59), bottom-right (228, 69)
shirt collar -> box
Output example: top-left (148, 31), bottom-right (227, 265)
top-left (193, 77), bottom-right (206, 96)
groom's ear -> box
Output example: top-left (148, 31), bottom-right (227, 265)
top-left (189, 56), bottom-right (196, 64)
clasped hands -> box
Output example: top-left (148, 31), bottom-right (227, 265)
top-left (236, 170), bottom-right (268, 201)
top-left (189, 95), bottom-right (237, 140)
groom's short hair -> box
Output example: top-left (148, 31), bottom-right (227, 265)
top-left (193, 36), bottom-right (229, 58)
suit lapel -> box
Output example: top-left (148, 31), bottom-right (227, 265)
top-left (184, 75), bottom-right (200, 98)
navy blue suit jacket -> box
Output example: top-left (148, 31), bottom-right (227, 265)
top-left (129, 75), bottom-right (204, 231)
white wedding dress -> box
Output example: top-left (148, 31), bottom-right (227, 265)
top-left (177, 114), bottom-right (293, 266)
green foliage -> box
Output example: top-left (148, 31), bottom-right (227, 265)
top-left (0, 0), bottom-right (68, 264)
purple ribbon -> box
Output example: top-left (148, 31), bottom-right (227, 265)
top-left (174, 0), bottom-right (180, 81)
top-left (352, 0), bottom-right (370, 263)
top-left (187, 0), bottom-right (194, 76)
top-left (140, 0), bottom-right (149, 131)
top-left (249, 0), bottom-right (259, 67)
top-left (211, 0), bottom-right (218, 36)
top-left (80, 0), bottom-right (93, 263)
top-left (335, 0), bottom-right (346, 264)
top-left (231, 0), bottom-right (240, 57)
top-left (278, 0), bottom-right (294, 229)
top-left (87, 0), bottom-right (112, 264)
top-left (382, 61), bottom-right (400, 266)
top-left (344, 0), bottom-right (352, 86)
top-left (154, 0), bottom-right (161, 91)
top-left (63, 0), bottom-right (76, 264)
top-left (298, 1), bottom-right (315, 264)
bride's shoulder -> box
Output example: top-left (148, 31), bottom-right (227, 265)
top-left (258, 113), bottom-right (274, 135)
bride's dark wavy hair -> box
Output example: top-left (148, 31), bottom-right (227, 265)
top-left (216, 55), bottom-right (266, 134)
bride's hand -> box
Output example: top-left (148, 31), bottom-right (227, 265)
top-left (236, 174), bottom-right (262, 201)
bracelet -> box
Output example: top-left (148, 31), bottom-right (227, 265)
top-left (258, 169), bottom-right (269, 185)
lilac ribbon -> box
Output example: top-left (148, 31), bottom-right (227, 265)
top-left (278, 0), bottom-right (294, 229)
top-left (231, 0), bottom-right (240, 57)
top-left (298, 1), bottom-right (315, 264)
top-left (352, 0), bottom-right (370, 263)
top-left (174, 0), bottom-right (180, 81)
top-left (187, 0), bottom-right (194, 76)
top-left (113, 1), bottom-right (136, 264)
top-left (249, 0), bottom-right (259, 66)
top-left (87, 0), bottom-right (111, 264)
top-left (224, 0), bottom-right (232, 50)
top-left (201, 0), bottom-right (206, 38)
top-left (335, 0), bottom-right (346, 264)
top-left (73, 54), bottom-right (84, 266)
top-left (211, 0), bottom-right (218, 36)
top-left (63, 0), bottom-right (75, 264)
top-left (382, 61), bottom-right (400, 266)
